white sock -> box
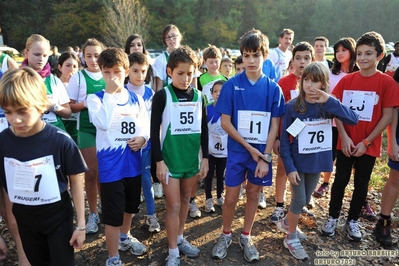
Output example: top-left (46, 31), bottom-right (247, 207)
top-left (177, 234), bottom-right (184, 244)
top-left (169, 247), bottom-right (179, 257)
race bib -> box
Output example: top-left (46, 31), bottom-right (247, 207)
top-left (4, 156), bottom-right (61, 206)
top-left (109, 111), bottom-right (139, 146)
top-left (238, 110), bottom-right (270, 144)
top-left (42, 111), bottom-right (57, 123)
top-left (298, 119), bottom-right (332, 154)
top-left (170, 102), bottom-right (201, 135)
top-left (290, 89), bottom-right (299, 100)
top-left (342, 90), bottom-right (376, 122)
top-left (209, 133), bottom-right (228, 157)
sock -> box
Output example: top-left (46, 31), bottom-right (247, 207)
top-left (169, 247), bottom-right (179, 257)
top-left (190, 197), bottom-right (195, 203)
top-left (223, 230), bottom-right (232, 237)
top-left (119, 232), bottom-right (128, 242)
top-left (283, 217), bottom-right (289, 227)
top-left (287, 232), bottom-right (297, 240)
top-left (241, 231), bottom-right (250, 238)
top-left (177, 234), bottom-right (184, 244)
top-left (378, 214), bottom-right (391, 227)
top-left (108, 254), bottom-right (120, 263)
top-left (276, 202), bottom-right (284, 208)
top-left (322, 182), bottom-right (329, 186)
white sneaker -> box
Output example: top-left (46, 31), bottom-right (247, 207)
top-left (146, 214), bottom-right (161, 233)
top-left (118, 234), bottom-right (147, 255)
top-left (321, 216), bottom-right (338, 237)
top-left (153, 183), bottom-right (163, 198)
top-left (258, 192), bottom-right (266, 209)
top-left (189, 200), bottom-right (201, 218)
top-left (205, 198), bottom-right (215, 213)
top-left (345, 219), bottom-right (362, 241)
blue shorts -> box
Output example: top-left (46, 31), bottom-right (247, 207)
top-left (225, 150), bottom-right (273, 187)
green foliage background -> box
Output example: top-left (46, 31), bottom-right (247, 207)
top-left (1, 0), bottom-right (399, 51)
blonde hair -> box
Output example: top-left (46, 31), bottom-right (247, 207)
top-left (0, 67), bottom-right (49, 113)
top-left (295, 62), bottom-right (330, 114)
top-left (25, 34), bottom-right (50, 50)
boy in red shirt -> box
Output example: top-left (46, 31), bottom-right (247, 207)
top-left (321, 31), bottom-right (399, 241)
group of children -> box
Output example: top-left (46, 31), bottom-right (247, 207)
top-left (0, 25), bottom-right (398, 266)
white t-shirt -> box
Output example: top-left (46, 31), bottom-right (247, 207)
top-left (67, 69), bottom-right (103, 103)
top-left (267, 48), bottom-right (292, 80)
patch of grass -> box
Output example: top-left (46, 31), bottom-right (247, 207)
top-left (369, 131), bottom-right (389, 190)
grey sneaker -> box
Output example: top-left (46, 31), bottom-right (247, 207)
top-left (86, 213), bottom-right (99, 234)
top-left (189, 200), bottom-right (201, 218)
top-left (118, 234), bottom-right (147, 255)
top-left (344, 219), bottom-right (362, 241)
top-left (239, 236), bottom-right (259, 262)
top-left (276, 218), bottom-right (307, 240)
top-left (258, 192), bottom-right (266, 209)
top-left (165, 254), bottom-right (180, 266)
top-left (283, 236), bottom-right (309, 260)
top-left (321, 216), bottom-right (338, 237)
top-left (212, 234), bottom-right (232, 259)
top-left (178, 237), bottom-right (200, 258)
top-left (205, 198), bottom-right (215, 213)
top-left (146, 214), bottom-right (161, 233)
top-left (216, 196), bottom-right (225, 207)
top-left (106, 258), bottom-right (122, 266)
top-left (270, 206), bottom-right (285, 223)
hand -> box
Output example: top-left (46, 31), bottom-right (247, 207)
top-left (197, 158), bottom-right (209, 180)
top-left (387, 143), bottom-right (399, 161)
top-left (156, 161), bottom-right (169, 184)
top-left (287, 171), bottom-right (300, 186)
top-left (340, 135), bottom-right (355, 157)
top-left (273, 139), bottom-right (281, 156)
top-left (69, 230), bottom-right (85, 249)
top-left (255, 159), bottom-right (269, 178)
top-left (105, 75), bottom-right (122, 94)
top-left (351, 141), bottom-right (367, 157)
top-left (311, 89), bottom-right (330, 103)
top-left (248, 146), bottom-right (263, 163)
top-left (0, 236), bottom-right (7, 260)
top-left (127, 137), bottom-right (146, 151)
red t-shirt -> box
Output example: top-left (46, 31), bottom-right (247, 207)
top-left (278, 73), bottom-right (300, 103)
top-left (332, 71), bottom-right (399, 157)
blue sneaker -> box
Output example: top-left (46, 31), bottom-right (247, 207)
top-left (86, 213), bottom-right (99, 234)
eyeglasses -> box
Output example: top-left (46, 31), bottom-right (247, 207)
top-left (164, 34), bottom-right (179, 41)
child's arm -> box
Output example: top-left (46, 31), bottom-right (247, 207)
top-left (127, 96), bottom-right (150, 151)
top-left (352, 107), bottom-right (394, 157)
top-left (151, 90), bottom-right (169, 182)
top-left (69, 173), bottom-right (86, 249)
top-left (387, 108), bottom-right (399, 161)
top-left (87, 72), bottom-right (123, 131)
top-left (335, 119), bottom-right (355, 157)
top-left (198, 95), bottom-right (209, 179)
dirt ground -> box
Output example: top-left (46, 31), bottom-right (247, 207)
top-left (1, 163), bottom-right (399, 266)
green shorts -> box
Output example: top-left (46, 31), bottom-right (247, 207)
top-left (77, 131), bottom-right (96, 149)
top-left (169, 169), bottom-right (199, 179)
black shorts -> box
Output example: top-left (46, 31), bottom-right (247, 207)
top-left (100, 176), bottom-right (142, 226)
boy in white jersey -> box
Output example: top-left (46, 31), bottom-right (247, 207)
top-left (87, 48), bottom-right (149, 266)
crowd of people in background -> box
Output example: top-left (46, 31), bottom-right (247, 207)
top-left (0, 25), bottom-right (398, 266)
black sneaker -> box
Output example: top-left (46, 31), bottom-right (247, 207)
top-left (374, 223), bottom-right (392, 247)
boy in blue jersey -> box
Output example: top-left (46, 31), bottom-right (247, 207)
top-left (125, 52), bottom-right (161, 233)
top-left (87, 48), bottom-right (149, 266)
top-left (212, 29), bottom-right (285, 262)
